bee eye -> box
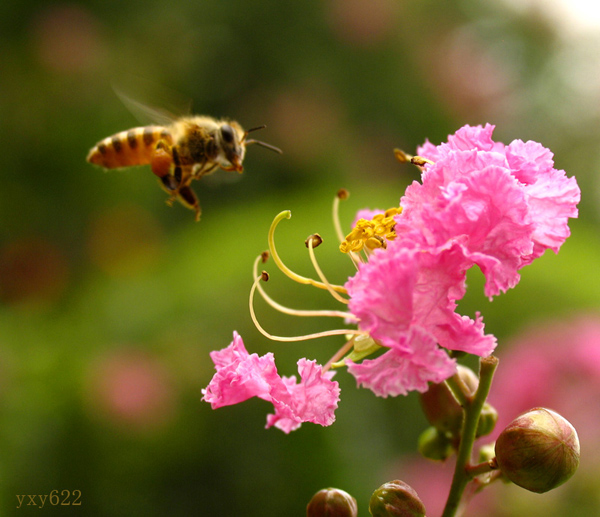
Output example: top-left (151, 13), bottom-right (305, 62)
top-left (220, 124), bottom-right (235, 144)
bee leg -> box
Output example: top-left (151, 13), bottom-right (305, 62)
top-left (158, 175), bottom-right (179, 207)
top-left (172, 147), bottom-right (183, 186)
top-left (177, 185), bottom-right (201, 222)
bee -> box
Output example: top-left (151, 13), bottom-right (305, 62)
top-left (87, 112), bottom-right (281, 221)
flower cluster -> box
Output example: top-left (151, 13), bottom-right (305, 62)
top-left (202, 124), bottom-right (580, 432)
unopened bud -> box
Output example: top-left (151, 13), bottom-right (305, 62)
top-left (307, 488), bottom-right (357, 517)
top-left (418, 426), bottom-right (454, 461)
top-left (369, 480), bottom-right (426, 517)
top-left (419, 365), bottom-right (478, 436)
top-left (476, 402), bottom-right (498, 438)
top-left (495, 407), bottom-right (580, 493)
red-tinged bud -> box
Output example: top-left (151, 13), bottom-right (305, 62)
top-left (418, 426), bottom-right (454, 461)
top-left (307, 488), bottom-right (358, 517)
top-left (369, 480), bottom-right (426, 517)
top-left (419, 365), bottom-right (478, 436)
top-left (495, 407), bottom-right (580, 493)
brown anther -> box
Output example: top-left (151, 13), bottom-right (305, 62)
top-left (261, 271), bottom-right (269, 282)
top-left (261, 251), bottom-right (270, 263)
top-left (411, 156), bottom-right (430, 167)
top-left (305, 234), bottom-right (323, 248)
top-left (394, 148), bottom-right (412, 163)
top-left (337, 188), bottom-right (350, 200)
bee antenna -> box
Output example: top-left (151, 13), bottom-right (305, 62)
top-left (241, 125), bottom-right (267, 143)
top-left (246, 125), bottom-right (267, 134)
top-left (245, 139), bottom-right (283, 154)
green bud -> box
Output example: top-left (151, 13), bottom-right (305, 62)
top-left (476, 402), bottom-right (498, 438)
top-left (494, 407), bottom-right (580, 493)
top-left (369, 480), bottom-right (426, 517)
top-left (419, 365), bottom-right (478, 436)
top-left (478, 443), bottom-right (496, 463)
top-left (418, 426), bottom-right (454, 461)
top-left (307, 488), bottom-right (357, 517)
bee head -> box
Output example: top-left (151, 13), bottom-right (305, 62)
top-left (219, 123), bottom-right (246, 172)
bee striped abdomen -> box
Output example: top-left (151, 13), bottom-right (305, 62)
top-left (87, 126), bottom-right (172, 169)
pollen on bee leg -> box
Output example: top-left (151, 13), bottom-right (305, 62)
top-left (151, 146), bottom-right (172, 178)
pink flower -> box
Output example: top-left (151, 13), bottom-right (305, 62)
top-left (398, 124), bottom-right (580, 298)
top-left (202, 333), bottom-right (340, 433)
top-left (345, 240), bottom-right (495, 396)
top-left (344, 124), bottom-right (579, 396)
top-left (203, 124), bottom-right (580, 425)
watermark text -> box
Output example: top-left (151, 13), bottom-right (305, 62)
top-left (16, 490), bottom-right (81, 508)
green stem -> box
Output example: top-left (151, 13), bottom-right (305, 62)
top-left (441, 356), bottom-right (499, 517)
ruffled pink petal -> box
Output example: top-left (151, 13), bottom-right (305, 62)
top-left (402, 125), bottom-right (580, 297)
top-left (417, 123), bottom-right (499, 161)
top-left (266, 359), bottom-right (340, 434)
top-left (347, 240), bottom-right (496, 358)
top-left (347, 327), bottom-right (456, 397)
top-left (202, 332), bottom-right (278, 408)
top-left (346, 246), bottom-right (416, 340)
top-left (203, 334), bottom-right (340, 433)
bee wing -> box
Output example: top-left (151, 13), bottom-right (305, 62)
top-left (112, 77), bottom-right (193, 127)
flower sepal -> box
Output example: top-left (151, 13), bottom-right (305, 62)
top-left (331, 335), bottom-right (382, 368)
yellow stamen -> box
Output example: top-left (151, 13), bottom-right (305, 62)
top-left (268, 210), bottom-right (346, 293)
top-left (339, 207), bottom-right (402, 254)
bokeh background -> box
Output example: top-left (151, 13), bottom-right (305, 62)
top-left (1, 0), bottom-right (600, 515)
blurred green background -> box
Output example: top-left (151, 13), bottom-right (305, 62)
top-left (1, 0), bottom-right (600, 515)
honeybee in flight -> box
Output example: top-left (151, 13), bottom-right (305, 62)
top-left (87, 105), bottom-right (281, 221)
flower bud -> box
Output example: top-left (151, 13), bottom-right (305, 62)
top-left (369, 480), bottom-right (426, 517)
top-left (476, 402), bottom-right (498, 438)
top-left (307, 488), bottom-right (357, 517)
top-left (418, 426), bottom-right (454, 461)
top-left (419, 365), bottom-right (478, 436)
top-left (494, 407), bottom-right (580, 493)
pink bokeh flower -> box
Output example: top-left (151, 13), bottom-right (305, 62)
top-left (202, 332), bottom-right (340, 433)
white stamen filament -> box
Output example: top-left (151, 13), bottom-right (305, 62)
top-left (332, 192), bottom-right (346, 243)
top-left (332, 192), bottom-right (363, 270)
top-left (268, 211), bottom-right (347, 294)
top-left (323, 338), bottom-right (356, 373)
top-left (249, 273), bottom-right (366, 343)
top-left (306, 236), bottom-right (349, 305)
top-left (251, 255), bottom-right (358, 321)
